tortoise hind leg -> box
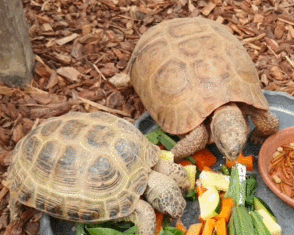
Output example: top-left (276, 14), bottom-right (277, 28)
top-left (9, 196), bottom-right (22, 222)
top-left (171, 123), bottom-right (209, 162)
top-left (124, 200), bottom-right (156, 235)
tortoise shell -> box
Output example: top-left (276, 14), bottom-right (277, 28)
top-left (7, 112), bottom-right (160, 223)
top-left (127, 17), bottom-right (269, 135)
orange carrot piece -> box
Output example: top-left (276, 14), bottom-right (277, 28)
top-left (198, 216), bottom-right (205, 224)
top-left (202, 166), bottom-right (213, 172)
top-left (215, 218), bottom-right (227, 235)
top-left (158, 144), bottom-right (165, 150)
top-left (176, 219), bottom-right (187, 234)
top-left (192, 149), bottom-right (217, 171)
top-left (179, 160), bottom-right (193, 167)
top-left (202, 218), bottom-right (216, 235)
top-left (214, 197), bottom-right (234, 223)
top-left (196, 182), bottom-right (207, 197)
top-left (155, 211), bottom-right (164, 235)
top-left (226, 152), bottom-right (254, 171)
top-left (186, 223), bottom-right (203, 235)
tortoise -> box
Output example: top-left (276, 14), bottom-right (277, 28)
top-left (7, 111), bottom-right (190, 235)
top-left (119, 17), bottom-right (280, 162)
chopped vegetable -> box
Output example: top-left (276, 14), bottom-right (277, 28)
top-left (202, 166), bottom-right (213, 172)
top-left (220, 165), bottom-right (230, 175)
top-left (225, 163), bottom-right (246, 206)
top-left (196, 180), bottom-right (207, 197)
top-left (185, 189), bottom-right (197, 201)
top-left (158, 133), bottom-right (177, 150)
top-left (179, 160), bottom-right (193, 166)
top-left (245, 175), bottom-right (257, 209)
top-left (199, 171), bottom-right (230, 191)
top-left (231, 205), bottom-right (255, 235)
top-left (199, 186), bottom-right (221, 220)
top-left (253, 197), bottom-right (277, 222)
top-left (176, 219), bottom-right (187, 234)
top-left (215, 218), bottom-right (227, 235)
top-left (156, 211), bottom-right (164, 235)
top-left (214, 197), bottom-right (234, 222)
top-left (159, 226), bottom-right (186, 235)
top-left (159, 150), bottom-right (174, 162)
top-left (202, 218), bottom-right (216, 235)
top-left (250, 211), bottom-right (271, 235)
top-left (192, 149), bottom-right (217, 171)
top-left (158, 144), bottom-right (166, 150)
top-left (186, 223), bottom-right (202, 235)
top-left (257, 209), bottom-right (282, 235)
top-left (184, 165), bottom-right (197, 190)
top-left (226, 152), bottom-right (254, 171)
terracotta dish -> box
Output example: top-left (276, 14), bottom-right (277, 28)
top-left (259, 126), bottom-right (294, 208)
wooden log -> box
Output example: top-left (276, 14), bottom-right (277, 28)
top-left (0, 0), bottom-right (35, 87)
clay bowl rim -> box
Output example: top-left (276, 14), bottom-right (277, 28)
top-left (259, 126), bottom-right (294, 208)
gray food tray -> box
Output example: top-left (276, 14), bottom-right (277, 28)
top-left (40, 90), bottom-right (294, 235)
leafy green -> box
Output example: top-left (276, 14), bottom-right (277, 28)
top-left (245, 175), bottom-right (257, 210)
top-left (185, 189), bottom-right (198, 201)
top-left (159, 226), bottom-right (186, 235)
top-left (220, 165), bottom-right (231, 176)
top-left (76, 224), bottom-right (87, 235)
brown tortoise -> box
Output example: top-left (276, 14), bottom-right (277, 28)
top-left (120, 17), bottom-right (280, 162)
top-left (7, 112), bottom-right (190, 235)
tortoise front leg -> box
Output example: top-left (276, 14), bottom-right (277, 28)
top-left (153, 159), bottom-right (190, 193)
top-left (241, 104), bottom-right (280, 144)
top-left (171, 123), bottom-right (209, 162)
top-left (124, 200), bottom-right (156, 235)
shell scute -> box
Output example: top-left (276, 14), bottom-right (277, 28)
top-left (41, 120), bottom-right (62, 136)
top-left (35, 141), bottom-right (59, 177)
top-left (115, 138), bottom-right (141, 171)
top-left (168, 21), bottom-right (206, 38)
top-left (154, 58), bottom-right (190, 97)
top-left (86, 124), bottom-right (115, 148)
top-left (60, 119), bottom-right (88, 140)
top-left (22, 136), bottom-right (41, 162)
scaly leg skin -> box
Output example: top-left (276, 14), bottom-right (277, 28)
top-left (171, 123), bottom-right (209, 162)
top-left (124, 200), bottom-right (156, 235)
top-left (153, 159), bottom-right (190, 193)
top-left (9, 196), bottom-right (22, 222)
top-left (241, 104), bottom-right (280, 144)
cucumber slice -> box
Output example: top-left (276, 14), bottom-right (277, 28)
top-left (253, 197), bottom-right (277, 222)
top-left (199, 171), bottom-right (230, 191)
top-left (257, 209), bottom-right (282, 235)
top-left (184, 165), bottom-right (197, 190)
top-left (199, 186), bottom-right (220, 220)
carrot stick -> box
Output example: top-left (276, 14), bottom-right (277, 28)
top-left (186, 223), bottom-right (203, 235)
top-left (202, 166), bottom-right (213, 172)
top-left (202, 218), bottom-right (216, 235)
top-left (226, 152), bottom-right (254, 171)
top-left (176, 219), bottom-right (187, 234)
top-left (158, 144), bottom-right (165, 150)
top-left (214, 197), bottom-right (234, 223)
top-left (196, 180), bottom-right (207, 197)
top-left (215, 218), bottom-right (227, 235)
top-left (155, 211), bottom-right (164, 235)
top-left (192, 149), bottom-right (217, 171)
top-left (179, 160), bottom-right (193, 167)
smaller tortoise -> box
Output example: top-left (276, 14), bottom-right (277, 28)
top-left (7, 111), bottom-right (190, 235)
top-left (118, 17), bottom-right (280, 162)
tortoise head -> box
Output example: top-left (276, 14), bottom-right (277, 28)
top-left (211, 104), bottom-right (248, 161)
